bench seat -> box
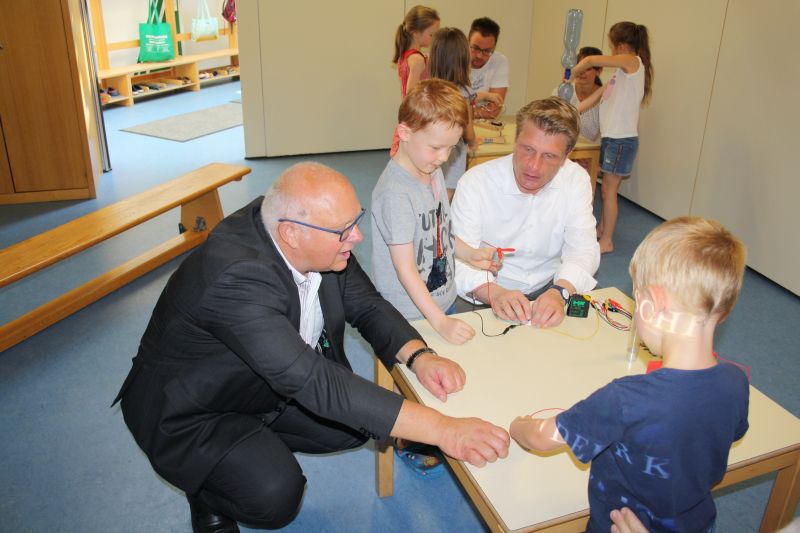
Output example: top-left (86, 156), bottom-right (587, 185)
top-left (0, 162), bottom-right (250, 351)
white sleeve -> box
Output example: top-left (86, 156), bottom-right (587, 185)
top-left (451, 173), bottom-right (496, 300)
top-left (554, 168), bottom-right (600, 292)
top-left (490, 54), bottom-right (510, 89)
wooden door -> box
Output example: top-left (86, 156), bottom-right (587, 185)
top-left (0, 121), bottom-right (13, 193)
top-left (0, 0), bottom-right (89, 192)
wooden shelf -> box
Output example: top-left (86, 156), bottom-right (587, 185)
top-left (199, 67), bottom-right (240, 85)
top-left (89, 0), bottom-right (239, 108)
top-left (104, 94), bottom-right (131, 106)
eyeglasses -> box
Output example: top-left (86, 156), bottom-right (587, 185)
top-left (278, 208), bottom-right (366, 242)
top-left (470, 44), bottom-right (495, 57)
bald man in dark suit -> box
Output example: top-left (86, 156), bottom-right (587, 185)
top-left (114, 162), bottom-right (509, 532)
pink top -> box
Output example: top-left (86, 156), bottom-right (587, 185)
top-left (397, 48), bottom-right (428, 97)
top-left (392, 49), bottom-right (429, 156)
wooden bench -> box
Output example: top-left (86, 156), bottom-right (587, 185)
top-left (98, 48), bottom-right (239, 107)
top-left (0, 162), bottom-right (251, 352)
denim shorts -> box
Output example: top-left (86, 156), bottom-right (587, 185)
top-left (600, 136), bottom-right (639, 176)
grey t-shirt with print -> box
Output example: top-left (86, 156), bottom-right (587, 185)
top-left (371, 159), bottom-right (456, 320)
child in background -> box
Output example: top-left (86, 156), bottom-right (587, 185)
top-left (570, 22), bottom-right (654, 254)
top-left (390, 6), bottom-right (440, 158)
top-left (428, 27), bottom-right (476, 202)
top-left (510, 216), bottom-right (750, 532)
top-left (553, 46), bottom-right (604, 143)
top-left (429, 27), bottom-right (503, 201)
top-left (392, 5), bottom-right (440, 98)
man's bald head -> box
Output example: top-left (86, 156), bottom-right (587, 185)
top-left (262, 162), bottom-right (355, 236)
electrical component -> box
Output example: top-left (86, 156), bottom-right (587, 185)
top-left (567, 294), bottom-right (590, 318)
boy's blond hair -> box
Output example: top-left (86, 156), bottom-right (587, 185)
top-left (629, 216), bottom-right (746, 320)
top-left (399, 79), bottom-right (468, 132)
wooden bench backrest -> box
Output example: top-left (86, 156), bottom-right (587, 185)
top-left (0, 162), bottom-right (250, 287)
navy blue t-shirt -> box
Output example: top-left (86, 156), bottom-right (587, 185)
top-left (556, 362), bottom-right (749, 532)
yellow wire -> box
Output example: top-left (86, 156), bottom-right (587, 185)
top-left (539, 306), bottom-right (601, 341)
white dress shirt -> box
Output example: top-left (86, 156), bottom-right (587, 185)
top-left (270, 236), bottom-right (324, 347)
top-left (451, 154), bottom-right (600, 301)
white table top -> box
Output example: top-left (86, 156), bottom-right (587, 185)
top-left (397, 287), bottom-right (800, 531)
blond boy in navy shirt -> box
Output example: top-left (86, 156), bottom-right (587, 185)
top-left (511, 217), bottom-right (750, 532)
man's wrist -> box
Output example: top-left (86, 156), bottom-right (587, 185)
top-left (549, 284), bottom-right (571, 304)
top-left (406, 347), bottom-right (438, 371)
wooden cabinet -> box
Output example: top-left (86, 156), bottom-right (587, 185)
top-left (0, 0), bottom-right (101, 204)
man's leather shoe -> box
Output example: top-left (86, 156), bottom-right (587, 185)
top-left (187, 495), bottom-right (240, 533)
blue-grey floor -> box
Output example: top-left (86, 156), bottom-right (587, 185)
top-left (0, 81), bottom-right (797, 532)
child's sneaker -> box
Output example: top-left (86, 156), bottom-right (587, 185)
top-left (394, 439), bottom-right (445, 479)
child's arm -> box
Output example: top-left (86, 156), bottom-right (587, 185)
top-left (454, 236), bottom-right (499, 274)
top-left (575, 84), bottom-right (604, 114)
top-left (405, 53), bottom-right (426, 94)
top-left (510, 415), bottom-right (566, 452)
top-left (388, 243), bottom-right (475, 345)
top-left (464, 97), bottom-right (477, 151)
top-left (571, 53), bottom-right (639, 76)
top-left (474, 90), bottom-right (505, 119)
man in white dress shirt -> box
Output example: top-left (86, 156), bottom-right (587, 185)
top-left (452, 97), bottom-right (600, 327)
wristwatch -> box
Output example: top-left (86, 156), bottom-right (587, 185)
top-left (551, 284), bottom-right (571, 304)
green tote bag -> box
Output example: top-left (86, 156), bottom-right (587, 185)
top-left (138, 0), bottom-right (175, 62)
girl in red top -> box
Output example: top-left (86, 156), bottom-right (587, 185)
top-left (391, 6), bottom-right (440, 156)
top-left (392, 6), bottom-right (440, 97)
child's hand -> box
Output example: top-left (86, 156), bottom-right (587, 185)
top-left (466, 246), bottom-right (501, 274)
top-left (483, 92), bottom-right (503, 106)
top-left (434, 316), bottom-right (475, 345)
top-left (509, 415), bottom-right (534, 447)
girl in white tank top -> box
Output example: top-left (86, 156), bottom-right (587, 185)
top-left (569, 22), bottom-right (653, 254)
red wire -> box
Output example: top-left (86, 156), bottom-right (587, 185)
top-left (529, 407), bottom-right (565, 417)
top-left (713, 351), bottom-right (752, 381)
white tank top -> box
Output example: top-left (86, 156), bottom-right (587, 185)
top-left (599, 56), bottom-right (644, 139)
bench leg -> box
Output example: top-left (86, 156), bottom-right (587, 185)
top-left (375, 359), bottom-right (395, 498)
top-left (180, 190), bottom-right (225, 234)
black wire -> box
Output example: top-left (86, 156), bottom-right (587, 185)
top-left (470, 299), bottom-right (519, 337)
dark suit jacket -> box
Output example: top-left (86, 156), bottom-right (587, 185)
top-left (115, 198), bottom-right (421, 493)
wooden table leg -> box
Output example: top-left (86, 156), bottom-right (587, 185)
top-left (374, 359), bottom-right (395, 497)
top-left (760, 449), bottom-right (800, 532)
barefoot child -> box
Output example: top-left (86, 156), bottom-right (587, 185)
top-left (511, 216), bottom-right (749, 532)
top-left (570, 22), bottom-right (654, 254)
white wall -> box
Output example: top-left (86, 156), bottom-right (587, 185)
top-left (527, 0), bottom-right (799, 294)
top-left (690, 0), bottom-right (800, 294)
top-left (239, 1), bottom-right (534, 157)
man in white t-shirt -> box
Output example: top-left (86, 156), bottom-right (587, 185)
top-left (468, 17), bottom-right (509, 119)
top-left (452, 97), bottom-right (600, 327)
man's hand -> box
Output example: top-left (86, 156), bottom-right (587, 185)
top-left (490, 286), bottom-right (532, 324)
top-left (530, 288), bottom-right (566, 328)
top-left (411, 354), bottom-right (466, 402)
top-left (438, 416), bottom-right (510, 467)
top-left (433, 316), bottom-right (475, 345)
top-left (610, 508), bottom-right (649, 533)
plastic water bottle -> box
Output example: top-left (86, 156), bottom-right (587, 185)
top-left (557, 9), bottom-right (583, 102)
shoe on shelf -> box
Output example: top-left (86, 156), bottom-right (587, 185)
top-left (394, 439), bottom-right (445, 479)
top-left (107, 87), bottom-right (119, 96)
top-left (187, 495), bottom-right (239, 533)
